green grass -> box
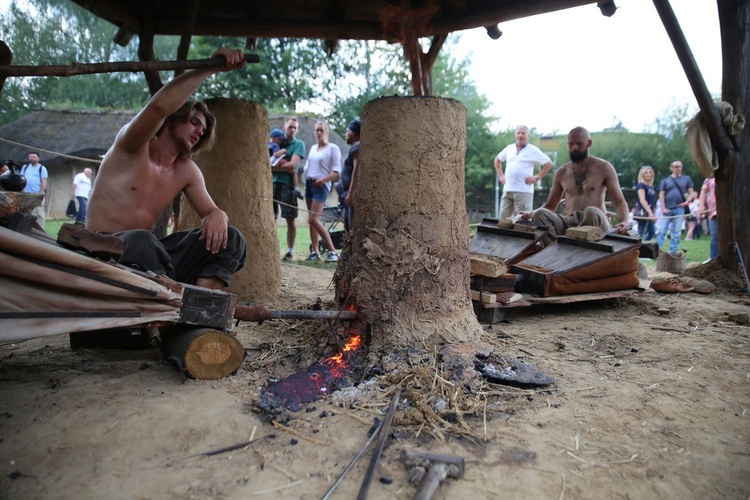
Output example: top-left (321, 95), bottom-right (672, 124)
top-left (45, 219), bottom-right (67, 237)
top-left (276, 225), bottom-right (340, 267)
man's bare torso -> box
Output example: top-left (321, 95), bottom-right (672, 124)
top-left (557, 156), bottom-right (612, 215)
top-left (86, 144), bottom-right (195, 233)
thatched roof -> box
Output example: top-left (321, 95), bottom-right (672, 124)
top-left (0, 109), bottom-right (349, 167)
top-left (0, 109), bottom-right (134, 166)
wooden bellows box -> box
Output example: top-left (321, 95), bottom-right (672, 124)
top-left (511, 234), bottom-right (641, 297)
top-left (469, 218), bottom-right (549, 265)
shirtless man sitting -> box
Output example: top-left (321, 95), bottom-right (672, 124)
top-left (86, 47), bottom-right (247, 289)
top-left (529, 126), bottom-right (629, 243)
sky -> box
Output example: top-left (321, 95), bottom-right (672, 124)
top-left (451, 0), bottom-right (722, 135)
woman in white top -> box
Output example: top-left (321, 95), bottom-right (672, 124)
top-left (302, 120), bottom-right (342, 262)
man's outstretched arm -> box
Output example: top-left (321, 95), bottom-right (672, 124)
top-left (116, 48), bottom-right (246, 154)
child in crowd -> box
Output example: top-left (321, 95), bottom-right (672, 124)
top-left (269, 128), bottom-right (303, 199)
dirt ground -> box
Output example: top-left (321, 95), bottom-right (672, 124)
top-left (1, 261), bottom-right (749, 500)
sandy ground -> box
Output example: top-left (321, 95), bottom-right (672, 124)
top-left (1, 261), bottom-right (749, 500)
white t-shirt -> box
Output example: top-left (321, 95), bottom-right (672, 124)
top-left (73, 172), bottom-right (92, 198)
top-left (302, 143), bottom-right (342, 190)
top-left (496, 143), bottom-right (551, 193)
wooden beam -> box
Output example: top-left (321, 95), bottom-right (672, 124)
top-left (0, 54), bottom-right (260, 78)
top-left (651, 0), bottom-right (735, 154)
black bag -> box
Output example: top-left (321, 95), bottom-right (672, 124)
top-left (66, 199), bottom-right (77, 219)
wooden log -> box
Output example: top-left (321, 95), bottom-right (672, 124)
top-left (469, 254), bottom-right (508, 277)
top-left (57, 223), bottom-right (124, 261)
top-left (564, 225), bottom-right (604, 241)
top-left (160, 327), bottom-right (245, 380)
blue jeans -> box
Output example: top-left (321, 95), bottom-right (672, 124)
top-left (708, 217), bottom-right (719, 259)
top-left (656, 209), bottom-right (684, 253)
top-left (75, 196), bottom-right (88, 224)
top-left (637, 219), bottom-right (655, 241)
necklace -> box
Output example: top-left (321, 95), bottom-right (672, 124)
top-left (574, 158), bottom-right (590, 195)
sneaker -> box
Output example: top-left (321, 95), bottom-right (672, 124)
top-left (305, 252), bottom-right (321, 262)
top-left (282, 251), bottom-right (294, 261)
top-left (325, 251), bottom-right (339, 263)
top-left (292, 187), bottom-right (304, 200)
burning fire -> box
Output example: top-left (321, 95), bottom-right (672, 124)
top-left (322, 334), bottom-right (361, 378)
top-left (259, 332), bottom-right (364, 412)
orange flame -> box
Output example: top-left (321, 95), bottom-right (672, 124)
top-left (322, 334), bottom-right (362, 378)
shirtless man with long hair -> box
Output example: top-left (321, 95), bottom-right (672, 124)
top-left (87, 47), bottom-right (248, 289)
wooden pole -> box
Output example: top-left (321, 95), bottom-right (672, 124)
top-left (0, 41), bottom-right (11, 95)
top-left (651, 0), bottom-right (735, 154)
top-left (0, 54), bottom-right (260, 78)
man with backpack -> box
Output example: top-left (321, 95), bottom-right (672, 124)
top-left (21, 152), bottom-right (48, 229)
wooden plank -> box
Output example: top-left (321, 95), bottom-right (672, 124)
top-left (479, 289), bottom-right (639, 310)
top-left (556, 236), bottom-right (615, 253)
top-left (470, 219), bottom-right (548, 264)
top-left (57, 223), bottom-right (124, 261)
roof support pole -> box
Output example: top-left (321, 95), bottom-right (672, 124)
top-left (651, 0), bottom-right (735, 154)
top-left (403, 34), bottom-right (446, 96)
top-left (0, 41), bottom-right (12, 96)
top-left (175, 0), bottom-right (202, 77)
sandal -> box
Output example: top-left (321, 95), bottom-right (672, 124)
top-left (651, 278), bottom-right (694, 293)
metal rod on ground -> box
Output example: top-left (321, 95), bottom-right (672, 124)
top-left (234, 304), bottom-right (358, 323)
top-left (0, 53), bottom-right (260, 78)
top-left (733, 241), bottom-right (750, 293)
top-left (270, 309), bottom-right (358, 320)
top-left (320, 419), bottom-right (382, 500)
top-left (356, 387), bottom-right (401, 500)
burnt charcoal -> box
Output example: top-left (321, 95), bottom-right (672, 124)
top-left (379, 476), bottom-right (393, 484)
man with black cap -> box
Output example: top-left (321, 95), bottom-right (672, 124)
top-left (335, 119), bottom-right (361, 232)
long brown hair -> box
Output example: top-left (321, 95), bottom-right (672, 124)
top-left (158, 100), bottom-right (216, 155)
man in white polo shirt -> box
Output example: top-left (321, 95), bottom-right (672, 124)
top-left (494, 125), bottom-right (553, 219)
top-left (71, 167), bottom-right (93, 225)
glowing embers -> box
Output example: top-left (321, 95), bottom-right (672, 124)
top-left (258, 334), bottom-right (362, 412)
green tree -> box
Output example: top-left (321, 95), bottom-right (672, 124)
top-left (190, 36), bottom-right (347, 113)
top-left (0, 0), bottom-right (177, 125)
top-left (429, 36), bottom-right (503, 213)
top-left (651, 101), bottom-right (698, 180)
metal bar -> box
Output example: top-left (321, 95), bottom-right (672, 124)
top-left (733, 241), bottom-right (750, 292)
top-left (269, 309), bottom-right (358, 320)
top-left (651, 0), bottom-right (735, 154)
top-left (321, 420), bottom-right (382, 500)
top-left (0, 53), bottom-right (260, 78)
top-left (357, 387), bottom-right (401, 500)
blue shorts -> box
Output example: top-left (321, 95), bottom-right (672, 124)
top-left (305, 178), bottom-right (330, 203)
